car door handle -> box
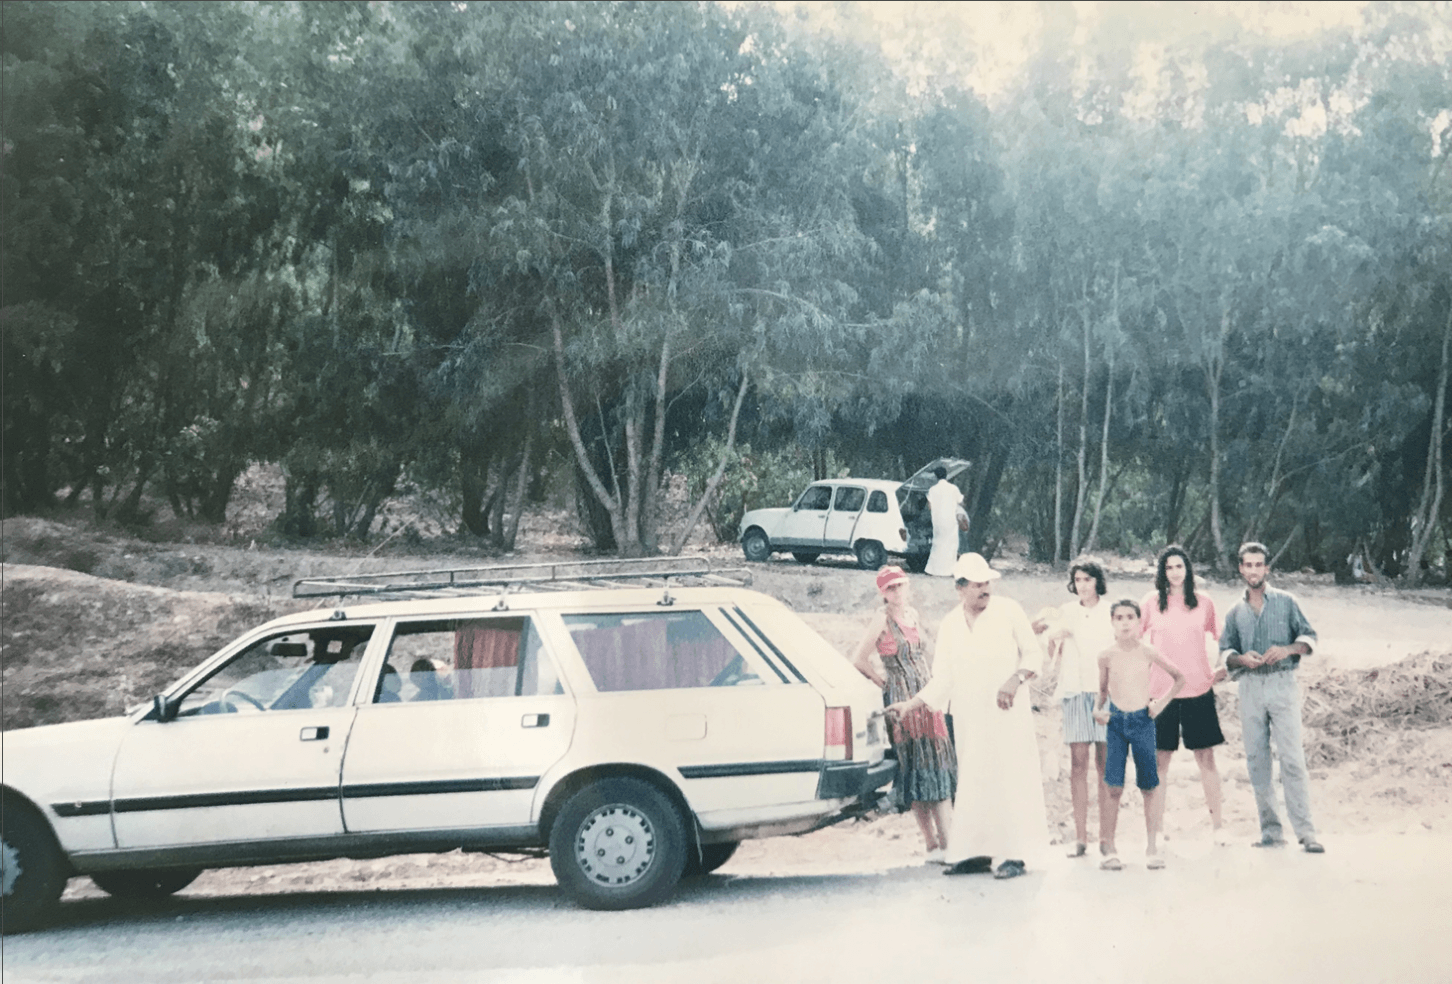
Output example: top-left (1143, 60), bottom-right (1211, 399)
top-left (299, 726), bottom-right (330, 741)
top-left (521, 713), bottom-right (550, 728)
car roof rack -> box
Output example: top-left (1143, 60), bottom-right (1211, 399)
top-left (293, 555), bottom-right (753, 603)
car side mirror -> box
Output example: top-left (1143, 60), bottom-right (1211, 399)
top-left (153, 693), bottom-right (178, 723)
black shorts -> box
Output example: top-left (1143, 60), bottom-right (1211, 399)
top-left (1154, 689), bottom-right (1224, 751)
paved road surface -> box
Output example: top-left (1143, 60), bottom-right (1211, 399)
top-left (5, 834), bottom-right (1447, 984)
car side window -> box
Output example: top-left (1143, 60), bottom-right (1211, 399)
top-left (867, 490), bottom-right (888, 512)
top-left (562, 610), bottom-right (763, 692)
top-left (833, 486), bottom-right (865, 512)
top-left (378, 616), bottom-right (563, 702)
top-left (796, 485), bottom-right (831, 510)
top-left (176, 626), bottom-right (373, 717)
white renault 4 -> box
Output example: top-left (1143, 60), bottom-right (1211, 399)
top-left (0, 559), bottom-right (891, 932)
top-left (739, 457), bottom-right (971, 570)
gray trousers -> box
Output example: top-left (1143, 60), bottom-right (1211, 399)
top-left (1238, 669), bottom-right (1317, 843)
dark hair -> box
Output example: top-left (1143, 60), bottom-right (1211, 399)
top-left (933, 465), bottom-right (948, 480)
top-left (1067, 557), bottom-right (1107, 597)
top-left (1154, 545), bottom-right (1198, 612)
top-left (1110, 598), bottom-right (1141, 619)
top-left (1237, 541), bottom-right (1269, 565)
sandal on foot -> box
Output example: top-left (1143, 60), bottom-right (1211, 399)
top-left (1100, 855), bottom-right (1123, 871)
top-left (1146, 855), bottom-right (1166, 870)
top-left (1066, 841), bottom-right (1088, 858)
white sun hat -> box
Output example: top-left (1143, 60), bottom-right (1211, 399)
top-left (951, 552), bottom-right (1001, 582)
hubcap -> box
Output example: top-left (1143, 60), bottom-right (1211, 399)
top-left (1, 838), bottom-right (20, 897)
top-left (574, 804), bottom-right (655, 886)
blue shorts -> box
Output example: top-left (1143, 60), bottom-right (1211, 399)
top-left (1105, 703), bottom-right (1160, 790)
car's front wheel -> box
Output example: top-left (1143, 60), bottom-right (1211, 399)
top-left (855, 540), bottom-right (887, 570)
top-left (0, 799), bottom-right (66, 935)
top-left (549, 777), bottom-right (688, 910)
top-left (741, 529), bottom-right (771, 563)
top-left (90, 868), bottom-right (202, 900)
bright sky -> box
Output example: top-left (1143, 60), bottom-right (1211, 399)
top-left (777, 1), bottom-right (1375, 102)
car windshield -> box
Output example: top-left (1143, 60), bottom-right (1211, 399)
top-left (175, 627), bottom-right (372, 716)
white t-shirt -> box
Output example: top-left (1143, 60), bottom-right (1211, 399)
top-left (1052, 599), bottom-right (1114, 700)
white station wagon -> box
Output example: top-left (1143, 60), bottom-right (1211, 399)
top-left (0, 560), bottom-right (891, 932)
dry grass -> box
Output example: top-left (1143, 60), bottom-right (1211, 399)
top-left (1300, 651), bottom-right (1452, 767)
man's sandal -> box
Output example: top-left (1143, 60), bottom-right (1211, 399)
top-left (1100, 855), bottom-right (1123, 871)
top-left (1146, 855), bottom-right (1166, 870)
top-left (1066, 842), bottom-right (1088, 858)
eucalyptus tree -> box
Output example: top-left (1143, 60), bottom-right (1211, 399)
top-left (1, 1), bottom-right (292, 521)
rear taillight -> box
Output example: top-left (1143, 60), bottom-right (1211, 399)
top-left (825, 706), bottom-right (853, 760)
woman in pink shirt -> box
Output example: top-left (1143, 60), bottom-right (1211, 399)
top-left (1139, 545), bottom-right (1228, 844)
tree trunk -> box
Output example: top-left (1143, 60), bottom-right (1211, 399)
top-left (1053, 361), bottom-right (1065, 564)
top-left (1206, 301), bottom-right (1231, 569)
top-left (1082, 353), bottom-right (1114, 554)
top-left (1207, 364), bottom-right (1225, 567)
top-left (672, 372), bottom-right (750, 555)
top-left (967, 441), bottom-right (1008, 555)
top-left (1165, 455), bottom-right (1188, 544)
top-left (1404, 302), bottom-right (1451, 586)
top-left (280, 469), bottom-right (321, 538)
top-left (640, 335), bottom-right (671, 554)
top-left (1069, 310), bottom-right (1091, 556)
top-left (460, 449), bottom-right (493, 537)
top-left (501, 425), bottom-right (534, 552)
top-left (551, 310), bottom-right (632, 553)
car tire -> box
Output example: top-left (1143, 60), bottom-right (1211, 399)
top-left (855, 540), bottom-right (887, 570)
top-left (0, 799), bottom-right (66, 935)
top-left (549, 777), bottom-right (688, 911)
top-left (683, 841), bottom-right (740, 877)
top-left (904, 553), bottom-right (928, 574)
top-left (791, 552), bottom-right (819, 565)
top-left (90, 868), bottom-right (202, 900)
top-left (741, 529), bottom-right (771, 563)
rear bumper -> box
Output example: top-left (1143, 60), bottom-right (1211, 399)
top-left (816, 755), bottom-right (896, 800)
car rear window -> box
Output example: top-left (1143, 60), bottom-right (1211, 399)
top-left (381, 616), bottom-right (562, 701)
top-left (562, 611), bottom-right (763, 692)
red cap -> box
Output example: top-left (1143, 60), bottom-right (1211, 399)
top-left (875, 565), bottom-right (908, 593)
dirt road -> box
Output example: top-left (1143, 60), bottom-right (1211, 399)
top-left (8, 833), bottom-right (1450, 984)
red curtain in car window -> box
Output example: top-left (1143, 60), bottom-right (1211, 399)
top-left (663, 622), bottom-right (736, 688)
top-left (569, 615), bottom-right (734, 691)
top-left (454, 621), bottom-right (520, 699)
top-left (570, 618), bottom-right (668, 692)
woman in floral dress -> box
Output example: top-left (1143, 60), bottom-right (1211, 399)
top-left (851, 566), bottom-right (957, 863)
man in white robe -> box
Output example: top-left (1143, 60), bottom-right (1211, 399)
top-left (925, 467), bottom-right (963, 577)
top-left (888, 552), bottom-right (1049, 879)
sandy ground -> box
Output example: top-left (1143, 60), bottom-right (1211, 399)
top-left (3, 515), bottom-right (1450, 904)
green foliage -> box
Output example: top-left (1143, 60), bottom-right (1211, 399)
top-left (1, 1), bottom-right (1447, 579)
top-left (674, 440), bottom-right (825, 544)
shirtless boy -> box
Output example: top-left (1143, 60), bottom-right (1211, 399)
top-left (1095, 600), bottom-right (1185, 871)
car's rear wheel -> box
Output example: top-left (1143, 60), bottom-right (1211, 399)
top-left (855, 540), bottom-right (887, 570)
top-left (683, 841), bottom-right (740, 877)
top-left (0, 800), bottom-right (66, 935)
top-left (741, 529), bottom-right (771, 563)
top-left (90, 868), bottom-right (202, 900)
top-left (791, 552), bottom-right (819, 565)
top-left (549, 777), bottom-right (687, 910)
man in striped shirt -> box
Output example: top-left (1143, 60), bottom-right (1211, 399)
top-left (1221, 541), bottom-right (1325, 853)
